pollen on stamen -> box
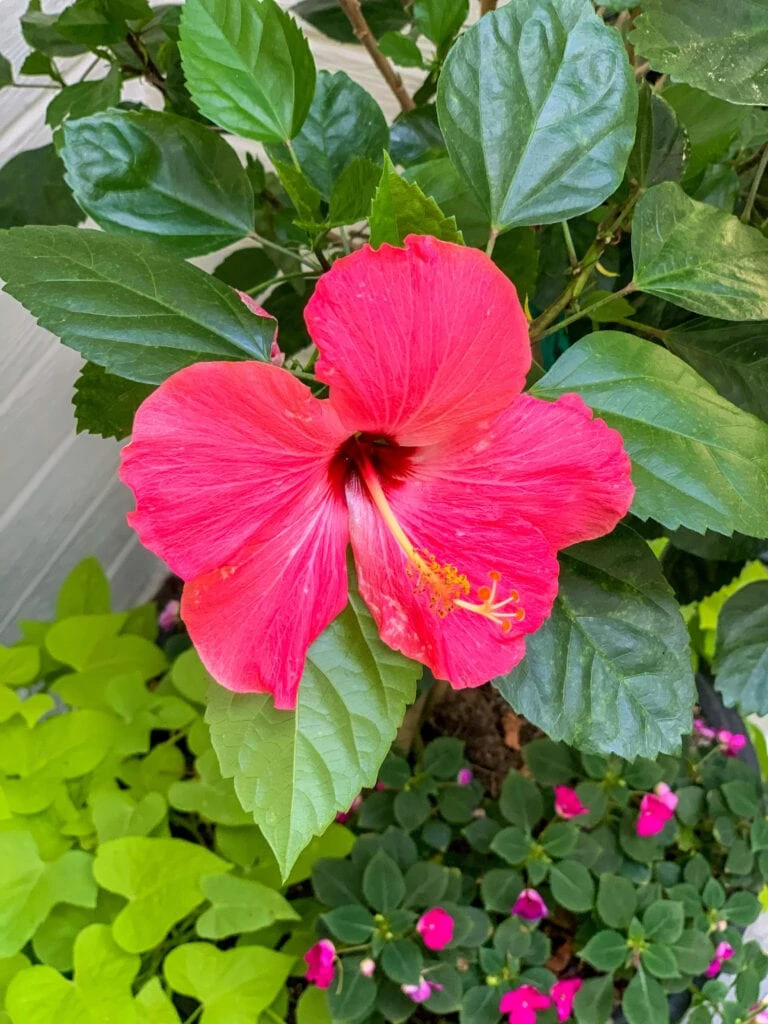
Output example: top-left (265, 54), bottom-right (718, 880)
top-left (407, 548), bottom-right (470, 615)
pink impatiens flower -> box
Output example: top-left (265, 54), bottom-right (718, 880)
top-left (304, 939), bottom-right (336, 989)
top-left (693, 718), bottom-right (716, 741)
top-left (121, 236), bottom-right (633, 708)
top-left (402, 978), bottom-right (443, 1003)
top-left (416, 907), bottom-right (454, 950)
top-left (551, 979), bottom-right (582, 1022)
top-left (500, 985), bottom-right (551, 1024)
top-left (705, 941), bottom-right (735, 978)
top-left (158, 598), bottom-right (180, 631)
top-left (359, 958), bottom-right (376, 977)
top-left (457, 767), bottom-right (474, 786)
top-left (512, 888), bottom-right (548, 921)
top-left (554, 786), bottom-right (588, 819)
top-left (636, 782), bottom-right (678, 837)
top-left (717, 730), bottom-right (747, 758)
top-left (335, 794), bottom-right (362, 823)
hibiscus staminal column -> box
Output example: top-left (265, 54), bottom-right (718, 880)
top-left (353, 445), bottom-right (526, 629)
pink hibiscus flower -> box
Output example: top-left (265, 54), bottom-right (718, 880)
top-left (553, 786), bottom-right (588, 819)
top-left (636, 782), bottom-right (678, 837)
top-left (416, 907), bottom-right (454, 950)
top-left (500, 985), bottom-right (551, 1024)
top-left (120, 236), bottom-right (633, 708)
top-left (512, 888), bottom-right (548, 921)
top-left (304, 939), bottom-right (336, 989)
top-left (551, 978), bottom-right (582, 1022)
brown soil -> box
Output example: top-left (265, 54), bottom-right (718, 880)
top-left (425, 684), bottom-right (543, 796)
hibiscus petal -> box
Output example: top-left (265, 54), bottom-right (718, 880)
top-left (346, 468), bottom-right (559, 689)
top-left (182, 499), bottom-right (349, 708)
top-left (120, 361), bottom-right (348, 579)
top-left (418, 392), bottom-right (634, 552)
top-left (306, 235), bottom-right (530, 447)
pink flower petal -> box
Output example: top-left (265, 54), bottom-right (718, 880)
top-left (346, 458), bottom-right (559, 687)
top-left (500, 985), bottom-right (552, 1024)
top-left (416, 907), bottom-right (454, 950)
top-left (554, 786), bottom-right (588, 819)
top-left (121, 362), bottom-right (350, 707)
top-left (306, 235), bottom-right (530, 447)
top-left (417, 392), bottom-right (633, 553)
top-left (304, 939), bottom-right (336, 989)
top-left (551, 979), bottom-right (582, 1022)
top-left (636, 793), bottom-right (675, 836)
top-left (512, 888), bottom-right (549, 921)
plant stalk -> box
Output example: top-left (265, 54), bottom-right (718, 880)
top-left (338, 0), bottom-right (415, 112)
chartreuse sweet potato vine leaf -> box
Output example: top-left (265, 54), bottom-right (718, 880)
top-left (180, 0), bottom-right (316, 144)
top-left (0, 227), bottom-right (276, 386)
top-left (60, 110), bottom-right (255, 258)
top-left (0, 832), bottom-right (97, 958)
top-left (632, 183), bottom-right (768, 321)
top-left (206, 580), bottom-right (421, 879)
top-left (713, 581), bottom-right (768, 716)
top-left (92, 836), bottom-right (230, 952)
top-left (135, 978), bottom-right (181, 1024)
top-left (195, 873), bottom-right (299, 939)
top-left (494, 526), bottom-right (694, 759)
top-left (163, 942), bottom-right (295, 1024)
top-left (55, 557), bottom-right (110, 618)
top-left (5, 925), bottom-right (139, 1024)
top-left (437, 0), bottom-right (637, 231)
top-left (532, 331), bottom-right (768, 537)
top-left (631, 0), bottom-right (768, 106)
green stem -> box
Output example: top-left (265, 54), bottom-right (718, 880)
top-left (611, 317), bottom-right (668, 341)
top-left (531, 282), bottom-right (637, 341)
top-left (245, 270), bottom-right (319, 296)
top-left (262, 1010), bottom-right (284, 1024)
top-left (184, 1006), bottom-right (203, 1024)
top-left (741, 142), bottom-right (768, 223)
top-left (339, 226), bottom-right (351, 255)
top-left (285, 138), bottom-right (303, 174)
top-left (248, 232), bottom-right (320, 271)
top-left (486, 226), bottom-right (499, 258)
top-left (560, 220), bottom-right (579, 269)
top-left (11, 82), bottom-right (59, 89)
top-left (78, 55), bottom-right (101, 82)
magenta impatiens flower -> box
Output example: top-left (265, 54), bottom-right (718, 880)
top-left (335, 793), bottom-right (362, 823)
top-left (553, 786), bottom-right (588, 819)
top-left (551, 979), bottom-right (582, 1022)
top-left (457, 768), bottom-right (474, 786)
top-left (512, 888), bottom-right (548, 921)
top-left (304, 939), bottom-right (336, 988)
top-left (121, 236), bottom-right (633, 708)
top-left (416, 907), bottom-right (454, 950)
top-left (500, 985), bottom-right (551, 1024)
top-left (706, 941), bottom-right (736, 978)
top-left (636, 782), bottom-right (678, 837)
top-left (402, 978), bottom-right (443, 1003)
top-left (718, 730), bottom-right (747, 758)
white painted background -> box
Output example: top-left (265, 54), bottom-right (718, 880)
top-left (0, 0), bottom-right (422, 639)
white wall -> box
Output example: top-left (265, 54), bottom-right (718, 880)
top-left (0, 0), bottom-right (421, 640)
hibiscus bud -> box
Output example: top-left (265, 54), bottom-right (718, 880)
top-left (512, 888), bottom-right (548, 922)
top-left (158, 599), bottom-right (180, 631)
top-left (335, 794), bottom-right (362, 823)
top-left (551, 978), bottom-right (583, 1023)
top-left (416, 907), bottom-right (454, 950)
top-left (553, 785), bottom-right (588, 819)
top-left (499, 985), bottom-right (551, 1022)
top-left (457, 767), bottom-right (474, 786)
top-left (359, 958), bottom-right (376, 977)
top-left (304, 939), bottom-right (336, 989)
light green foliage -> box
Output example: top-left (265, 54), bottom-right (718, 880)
top-left (207, 579), bottom-right (421, 877)
top-left (196, 874), bottom-right (299, 939)
top-left (163, 943), bottom-right (295, 1023)
top-left (93, 836), bottom-right (230, 952)
top-left (369, 153), bottom-right (462, 247)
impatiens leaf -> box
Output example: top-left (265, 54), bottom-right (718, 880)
top-left (713, 581), bottom-right (768, 715)
top-left (664, 319), bottom-right (768, 423)
top-left (437, 0), bottom-right (637, 231)
top-left (494, 526), bottom-right (695, 759)
top-left (0, 227), bottom-right (276, 385)
top-left (632, 183), bottom-right (768, 320)
top-left (206, 582), bottom-right (421, 878)
top-left (621, 968), bottom-right (669, 1024)
top-left (179, 0), bottom-right (316, 143)
top-left (92, 836), bottom-right (230, 952)
top-left (533, 331), bottom-right (768, 536)
top-left (5, 925), bottom-right (139, 1024)
top-left (270, 70), bottom-right (387, 199)
top-left (73, 364), bottom-right (155, 442)
top-left (163, 942), bottom-right (295, 1024)
top-left (369, 154), bottom-right (462, 248)
top-left (0, 832), bottom-right (97, 958)
top-left (631, 0), bottom-right (768, 106)
top-left (61, 110), bottom-right (255, 257)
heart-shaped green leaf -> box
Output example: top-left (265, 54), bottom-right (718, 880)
top-left (713, 581), bottom-right (768, 714)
